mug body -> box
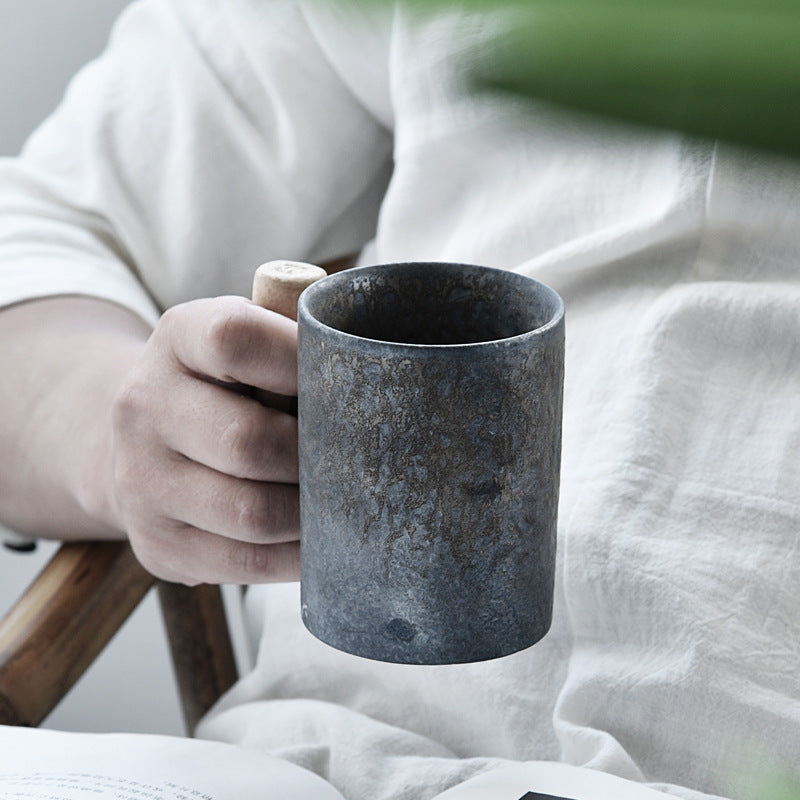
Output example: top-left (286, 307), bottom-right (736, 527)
top-left (297, 262), bottom-right (564, 664)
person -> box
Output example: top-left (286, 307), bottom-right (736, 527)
top-left (1, 0), bottom-right (798, 798)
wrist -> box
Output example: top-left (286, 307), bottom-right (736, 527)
top-left (70, 336), bottom-right (146, 537)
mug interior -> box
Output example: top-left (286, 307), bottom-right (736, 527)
top-left (301, 262), bottom-right (562, 346)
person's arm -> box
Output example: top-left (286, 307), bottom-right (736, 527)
top-left (0, 297), bottom-right (145, 541)
top-left (0, 0), bottom-right (392, 584)
top-left (0, 293), bottom-right (302, 585)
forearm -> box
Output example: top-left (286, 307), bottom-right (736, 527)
top-left (0, 296), bottom-right (150, 541)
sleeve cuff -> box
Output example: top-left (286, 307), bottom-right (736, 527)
top-left (0, 254), bottom-right (162, 329)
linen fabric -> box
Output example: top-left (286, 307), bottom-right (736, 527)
top-left (1, 1), bottom-right (798, 799)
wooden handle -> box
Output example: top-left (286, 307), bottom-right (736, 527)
top-left (250, 261), bottom-right (326, 414)
top-left (252, 260), bottom-right (327, 322)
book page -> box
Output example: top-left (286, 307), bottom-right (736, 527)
top-left (432, 761), bottom-right (675, 800)
top-left (0, 726), bottom-right (344, 800)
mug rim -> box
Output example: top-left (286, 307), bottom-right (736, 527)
top-left (297, 261), bottom-right (565, 350)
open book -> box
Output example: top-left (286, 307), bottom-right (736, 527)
top-left (0, 725), bottom-right (673, 800)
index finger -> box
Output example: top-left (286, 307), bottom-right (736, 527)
top-left (164, 296), bottom-right (298, 395)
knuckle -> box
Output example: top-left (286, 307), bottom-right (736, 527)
top-left (232, 485), bottom-right (275, 538)
top-left (111, 378), bottom-right (151, 433)
top-left (220, 414), bottom-right (263, 473)
top-left (204, 299), bottom-right (255, 376)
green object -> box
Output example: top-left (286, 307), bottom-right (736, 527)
top-left (475, 2), bottom-right (800, 155)
top-left (742, 763), bottom-right (800, 800)
top-left (364, 0), bottom-right (800, 156)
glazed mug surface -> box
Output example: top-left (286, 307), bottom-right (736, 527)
top-left (297, 261), bottom-right (565, 664)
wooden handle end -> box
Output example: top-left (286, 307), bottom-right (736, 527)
top-left (252, 260), bottom-right (327, 321)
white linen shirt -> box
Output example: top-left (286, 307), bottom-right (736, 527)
top-left (1, 2), bottom-right (799, 799)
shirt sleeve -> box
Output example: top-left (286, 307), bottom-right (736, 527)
top-left (0, 0), bottom-right (393, 325)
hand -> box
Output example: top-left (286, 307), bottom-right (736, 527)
top-left (110, 295), bottom-right (300, 585)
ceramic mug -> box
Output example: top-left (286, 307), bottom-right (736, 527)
top-left (297, 262), bottom-right (565, 664)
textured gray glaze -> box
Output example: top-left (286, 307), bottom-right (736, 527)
top-left (297, 262), bottom-right (564, 664)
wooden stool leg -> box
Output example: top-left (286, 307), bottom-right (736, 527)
top-left (0, 541), bottom-right (154, 727)
top-left (156, 582), bottom-right (238, 734)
